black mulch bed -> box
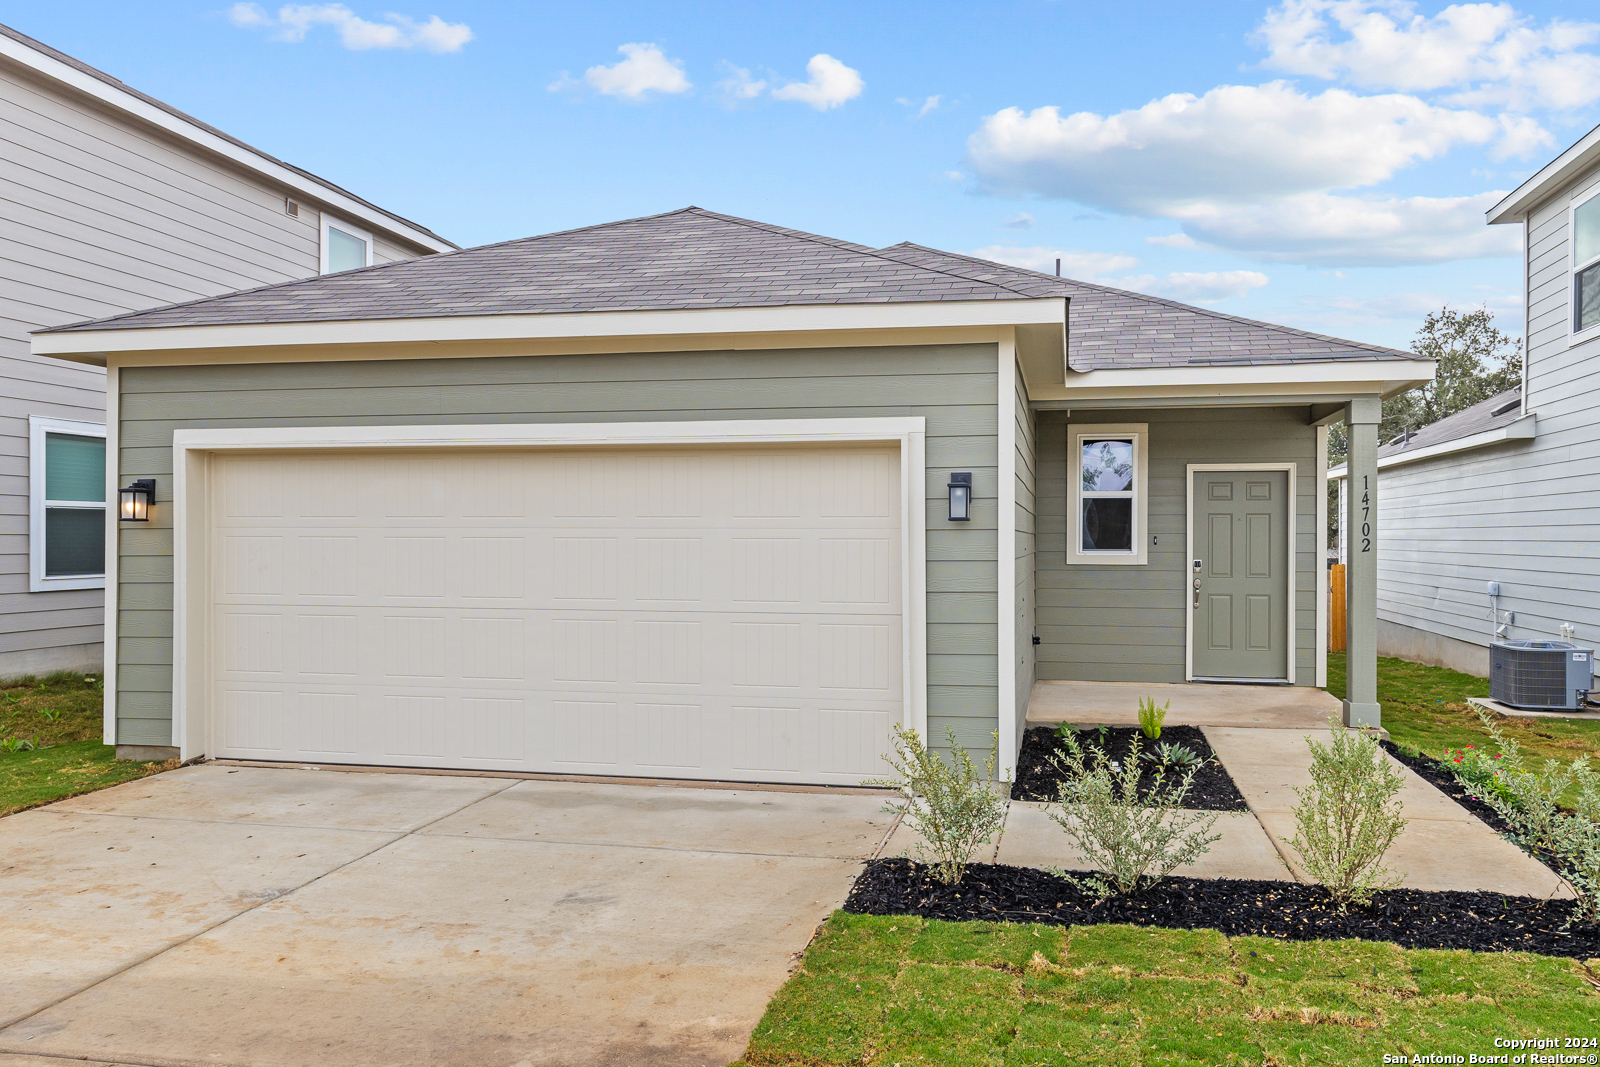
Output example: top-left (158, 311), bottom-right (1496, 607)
top-left (1011, 724), bottom-right (1249, 812)
top-left (846, 857), bottom-right (1600, 958)
top-left (1381, 740), bottom-right (1564, 875)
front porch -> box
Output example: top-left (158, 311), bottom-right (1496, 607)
top-left (1025, 679), bottom-right (1344, 731)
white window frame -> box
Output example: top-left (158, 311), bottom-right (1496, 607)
top-left (1571, 183), bottom-right (1600, 345)
top-left (1066, 423), bottom-right (1148, 566)
top-left (319, 214), bottom-right (374, 275)
top-left (29, 415), bottom-right (107, 592)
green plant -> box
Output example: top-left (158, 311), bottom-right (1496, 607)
top-left (1043, 729), bottom-right (1220, 899)
top-left (2, 693), bottom-right (19, 704)
top-left (1288, 722), bottom-right (1407, 908)
top-left (1455, 707), bottom-right (1600, 925)
top-left (1137, 697), bottom-right (1169, 741)
top-left (865, 725), bottom-right (1009, 886)
top-left (1145, 741), bottom-right (1202, 771)
top-left (1443, 743), bottom-right (1513, 804)
top-left (37, 708), bottom-right (60, 723)
top-left (1, 737), bottom-right (37, 753)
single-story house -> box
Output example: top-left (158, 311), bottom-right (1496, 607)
top-left (1330, 123), bottom-right (1599, 679)
top-left (35, 208), bottom-right (1433, 779)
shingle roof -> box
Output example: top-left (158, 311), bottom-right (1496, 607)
top-left (1377, 388), bottom-right (1523, 460)
top-left (39, 206), bottom-right (1420, 370)
top-left (0, 20), bottom-right (456, 251)
top-left (878, 244), bottom-right (1415, 370)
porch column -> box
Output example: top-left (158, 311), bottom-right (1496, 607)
top-left (1343, 397), bottom-right (1381, 728)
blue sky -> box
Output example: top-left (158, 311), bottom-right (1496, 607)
top-left (8, 0), bottom-right (1600, 348)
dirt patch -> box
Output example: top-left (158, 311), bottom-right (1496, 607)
top-left (1011, 725), bottom-right (1249, 812)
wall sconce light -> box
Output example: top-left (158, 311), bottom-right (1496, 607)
top-left (119, 479), bottom-right (155, 522)
top-left (947, 472), bottom-right (972, 522)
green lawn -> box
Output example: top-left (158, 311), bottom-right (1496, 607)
top-left (1327, 651), bottom-right (1600, 770)
top-left (734, 913), bottom-right (1600, 1066)
top-left (0, 671), bottom-right (172, 817)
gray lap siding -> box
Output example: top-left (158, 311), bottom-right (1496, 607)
top-left (1035, 407), bottom-right (1319, 687)
top-left (114, 342), bottom-right (1001, 750)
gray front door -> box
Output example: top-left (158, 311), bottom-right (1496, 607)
top-left (1191, 470), bottom-right (1290, 681)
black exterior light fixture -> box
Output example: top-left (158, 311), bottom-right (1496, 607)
top-left (947, 472), bottom-right (972, 522)
top-left (119, 479), bottom-right (155, 522)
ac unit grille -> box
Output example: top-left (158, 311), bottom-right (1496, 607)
top-left (1490, 641), bottom-right (1592, 710)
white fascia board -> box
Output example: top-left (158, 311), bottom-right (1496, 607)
top-left (34, 298), bottom-right (1066, 358)
top-left (1029, 359), bottom-right (1435, 403)
top-left (1487, 121), bottom-right (1600, 224)
top-left (1327, 412), bottom-right (1537, 480)
top-left (0, 34), bottom-right (453, 255)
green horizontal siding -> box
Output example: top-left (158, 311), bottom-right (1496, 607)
top-left (116, 342), bottom-right (1001, 748)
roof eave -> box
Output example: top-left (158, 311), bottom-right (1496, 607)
top-left (1328, 411), bottom-right (1538, 478)
top-left (1487, 121), bottom-right (1600, 224)
top-left (31, 297), bottom-right (1068, 364)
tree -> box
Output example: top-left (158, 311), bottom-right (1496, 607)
top-left (1327, 305), bottom-right (1521, 464)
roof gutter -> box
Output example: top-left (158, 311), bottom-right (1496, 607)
top-left (1328, 412), bottom-right (1538, 479)
top-left (0, 30), bottom-right (456, 254)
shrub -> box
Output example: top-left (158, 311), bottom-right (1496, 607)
top-left (1288, 723), bottom-right (1406, 908)
top-left (1443, 744), bottom-right (1514, 805)
top-left (1145, 741), bottom-right (1203, 771)
top-left (1044, 728), bottom-right (1220, 899)
top-left (865, 724), bottom-right (1008, 885)
top-left (1456, 706), bottom-right (1600, 925)
top-left (1137, 697), bottom-right (1169, 741)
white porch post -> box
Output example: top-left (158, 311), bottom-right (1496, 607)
top-left (1343, 397), bottom-right (1381, 728)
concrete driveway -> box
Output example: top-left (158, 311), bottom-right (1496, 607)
top-left (0, 766), bottom-right (893, 1067)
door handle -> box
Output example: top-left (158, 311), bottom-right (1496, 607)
top-left (1193, 578), bottom-right (1202, 608)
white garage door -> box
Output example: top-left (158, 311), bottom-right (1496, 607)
top-left (207, 445), bottom-right (902, 785)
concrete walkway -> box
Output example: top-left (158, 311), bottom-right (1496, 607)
top-left (1028, 680), bottom-right (1343, 730)
top-left (0, 766), bottom-right (893, 1067)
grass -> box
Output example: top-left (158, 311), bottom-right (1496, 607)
top-left (732, 912), bottom-right (1600, 1066)
top-left (0, 671), bottom-right (173, 817)
top-left (1327, 651), bottom-right (1600, 774)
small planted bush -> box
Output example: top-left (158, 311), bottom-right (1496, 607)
top-left (1289, 722), bottom-right (1406, 908)
top-left (1145, 741), bottom-right (1203, 771)
top-left (866, 725), bottom-right (1008, 885)
top-left (1044, 728), bottom-right (1220, 899)
top-left (1137, 697), bottom-right (1169, 741)
top-left (1457, 706), bottom-right (1600, 925)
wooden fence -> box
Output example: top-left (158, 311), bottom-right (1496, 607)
top-left (1328, 563), bottom-right (1346, 652)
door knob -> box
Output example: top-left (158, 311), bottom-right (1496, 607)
top-left (1193, 577), bottom-right (1202, 607)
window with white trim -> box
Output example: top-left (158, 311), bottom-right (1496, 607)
top-left (1067, 423), bottom-right (1149, 566)
top-left (29, 416), bottom-right (106, 591)
top-left (1575, 187), bottom-right (1600, 336)
top-left (320, 214), bottom-right (374, 274)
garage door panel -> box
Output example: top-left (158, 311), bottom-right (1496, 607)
top-left (209, 446), bottom-right (904, 784)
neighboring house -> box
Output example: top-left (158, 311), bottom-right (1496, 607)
top-left (1330, 123), bottom-right (1599, 678)
top-left (0, 21), bottom-right (454, 676)
top-left (35, 207), bottom-right (1432, 770)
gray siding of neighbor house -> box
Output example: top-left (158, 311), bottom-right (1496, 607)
top-left (1036, 407), bottom-right (1319, 686)
top-left (1370, 160), bottom-right (1600, 672)
top-left (114, 342), bottom-right (1002, 749)
top-left (0, 56), bottom-right (428, 675)
top-left (1013, 361), bottom-right (1036, 743)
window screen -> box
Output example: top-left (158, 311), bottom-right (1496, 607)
top-left (42, 432), bottom-right (105, 577)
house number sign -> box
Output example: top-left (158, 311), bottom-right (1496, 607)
top-left (1360, 475), bottom-right (1372, 553)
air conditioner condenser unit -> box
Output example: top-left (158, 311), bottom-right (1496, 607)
top-left (1490, 641), bottom-right (1594, 711)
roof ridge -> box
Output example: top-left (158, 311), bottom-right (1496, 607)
top-left (888, 242), bottom-right (1417, 360)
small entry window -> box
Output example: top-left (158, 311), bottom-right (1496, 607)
top-left (1067, 424), bottom-right (1148, 566)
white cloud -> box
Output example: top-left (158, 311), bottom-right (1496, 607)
top-left (916, 94), bottom-right (941, 116)
top-left (1112, 270), bottom-right (1271, 303)
top-left (944, 170), bottom-right (965, 181)
top-left (1255, 0), bottom-right (1600, 110)
top-left (578, 43), bottom-right (691, 99)
top-left (1005, 213), bottom-right (1035, 229)
top-left (967, 82), bottom-right (1501, 214)
top-left (1174, 190), bottom-right (1523, 265)
top-left (1147, 233), bottom-right (1198, 248)
top-left (772, 54), bottom-right (863, 110)
top-left (967, 245), bottom-right (1140, 277)
top-left (228, 3), bottom-right (472, 52)
top-left (716, 64), bottom-right (767, 101)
